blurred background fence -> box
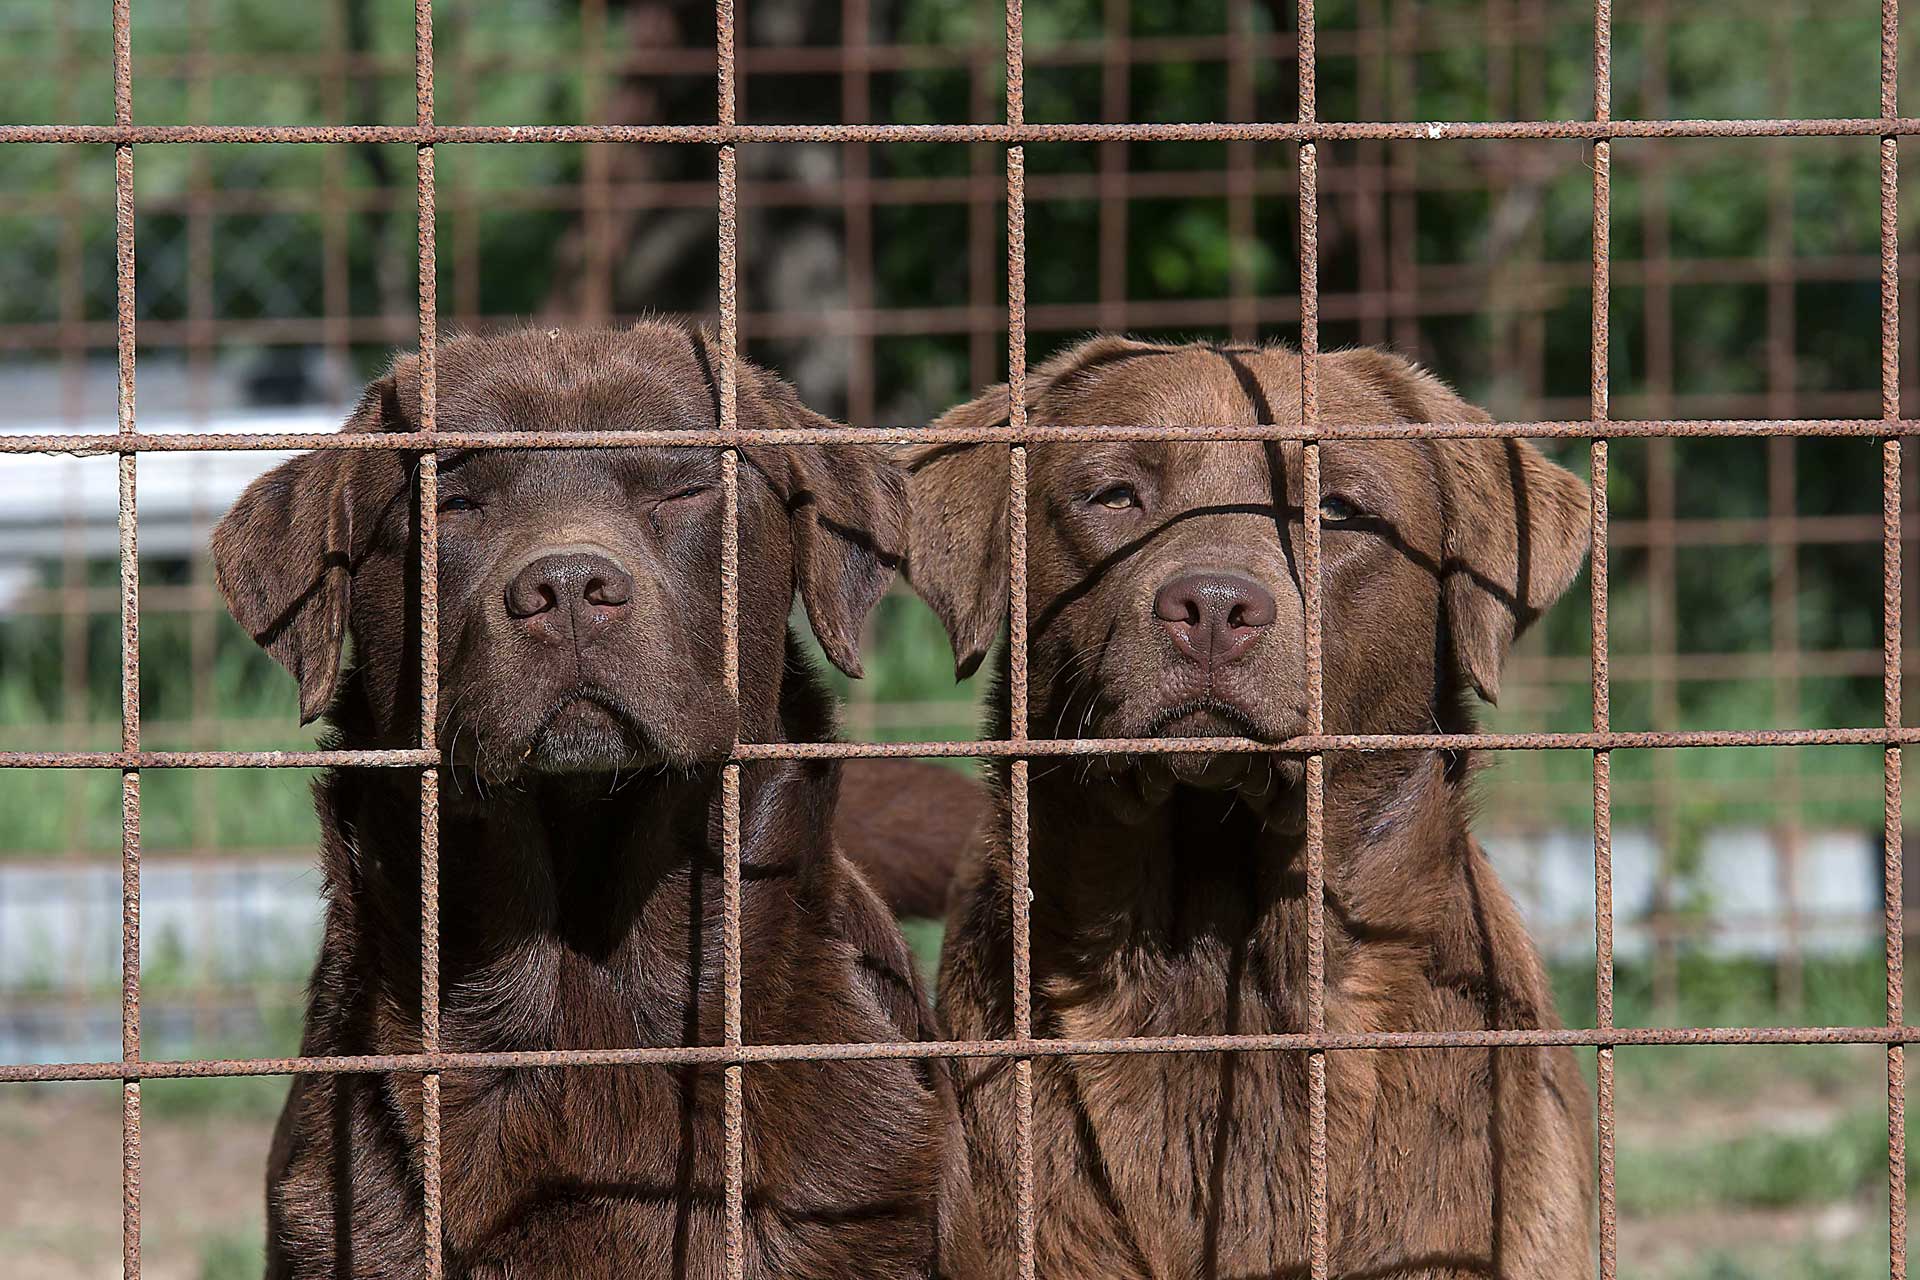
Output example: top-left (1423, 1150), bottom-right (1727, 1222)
top-left (3, 0), bottom-right (1920, 1275)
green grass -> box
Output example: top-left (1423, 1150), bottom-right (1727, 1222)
top-left (900, 917), bottom-right (946, 988)
top-left (1662, 1235), bottom-right (1897, 1280)
top-left (1619, 1103), bottom-right (1901, 1216)
top-left (143, 1072), bottom-right (291, 1123)
top-left (197, 1230), bottom-right (265, 1280)
top-left (1551, 952), bottom-right (1897, 1034)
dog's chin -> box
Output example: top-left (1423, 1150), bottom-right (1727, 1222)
top-left (1094, 699), bottom-right (1308, 828)
top-left (525, 728), bottom-right (648, 774)
top-left (463, 691), bottom-right (705, 780)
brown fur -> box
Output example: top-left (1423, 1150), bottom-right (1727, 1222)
top-left (214, 325), bottom-right (976, 1278)
top-left (904, 336), bottom-right (1596, 1278)
top-left (838, 760), bottom-right (988, 919)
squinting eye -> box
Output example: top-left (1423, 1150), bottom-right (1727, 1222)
top-left (1089, 483), bottom-right (1139, 510)
top-left (437, 495), bottom-right (479, 514)
top-left (1318, 494), bottom-right (1360, 524)
top-left (663, 484), bottom-right (713, 503)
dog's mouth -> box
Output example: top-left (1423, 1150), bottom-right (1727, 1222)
top-left (1104, 697), bottom-right (1306, 819)
top-left (529, 688), bottom-right (654, 767)
top-left (1141, 697), bottom-right (1274, 741)
top-left (492, 686), bottom-right (663, 775)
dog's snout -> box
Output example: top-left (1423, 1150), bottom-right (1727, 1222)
top-left (505, 549), bottom-right (635, 636)
top-left (1153, 571), bottom-right (1275, 668)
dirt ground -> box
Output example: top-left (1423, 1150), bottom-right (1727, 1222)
top-left (2, 1080), bottom-right (276, 1280)
top-left (1, 1050), bottom-right (1900, 1279)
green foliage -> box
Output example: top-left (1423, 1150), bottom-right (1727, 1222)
top-left (1619, 1103), bottom-right (1900, 1215)
top-left (1, 0), bottom-right (1910, 857)
top-left (899, 916), bottom-right (945, 987)
top-left (197, 1230), bottom-right (266, 1280)
top-left (1661, 1234), bottom-right (1896, 1280)
top-left (1549, 952), bottom-right (1894, 1033)
top-left (144, 1071), bottom-right (291, 1123)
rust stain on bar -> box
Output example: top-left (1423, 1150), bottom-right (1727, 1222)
top-left (9, 1023), bottom-right (1920, 1087)
top-left (413, 2), bottom-right (444, 1274)
top-left (1881, 0), bottom-right (1906, 1272)
top-left (112, 0), bottom-right (143, 1271)
top-left (17, 417), bottom-right (1920, 457)
top-left (1005, 0), bottom-right (1037, 1259)
top-left (1297, 0), bottom-right (1331, 1268)
top-left (716, 1), bottom-right (745, 1261)
top-left (15, 724), bottom-right (1920, 773)
top-left (1589, 0), bottom-right (1618, 1273)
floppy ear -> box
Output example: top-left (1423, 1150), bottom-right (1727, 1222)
top-left (210, 372), bottom-right (408, 723)
top-left (736, 365), bottom-right (908, 679)
top-left (1329, 348), bottom-right (1591, 705)
top-left (898, 387), bottom-right (1013, 681)
top-left (900, 335), bottom-right (1167, 680)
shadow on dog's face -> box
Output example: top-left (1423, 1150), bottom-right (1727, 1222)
top-left (903, 337), bottom-right (1591, 815)
top-left (212, 325), bottom-right (905, 784)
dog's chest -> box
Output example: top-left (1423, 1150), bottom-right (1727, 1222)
top-left (1027, 956), bottom-right (1498, 1276)
top-left (437, 1060), bottom-right (948, 1277)
top-left (432, 941), bottom-right (948, 1276)
top-left (436, 953), bottom-right (707, 1219)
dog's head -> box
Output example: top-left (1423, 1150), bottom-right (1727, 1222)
top-left (903, 336), bottom-right (1589, 801)
top-left (212, 324), bottom-right (905, 779)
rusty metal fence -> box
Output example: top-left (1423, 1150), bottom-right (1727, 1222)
top-left (0, 0), bottom-right (1916, 1278)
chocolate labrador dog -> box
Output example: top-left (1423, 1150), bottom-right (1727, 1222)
top-left (904, 336), bottom-right (1595, 1278)
top-left (213, 325), bottom-right (974, 1279)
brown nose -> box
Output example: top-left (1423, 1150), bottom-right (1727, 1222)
top-left (505, 550), bottom-right (634, 640)
top-left (1153, 571), bottom-right (1276, 668)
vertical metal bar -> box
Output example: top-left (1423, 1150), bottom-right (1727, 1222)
top-left (1097, 0), bottom-right (1128, 332)
top-left (967, 62), bottom-right (996, 393)
top-left (582, 0), bottom-right (613, 324)
top-left (414, 3), bottom-right (443, 1277)
top-left (717, 1), bottom-right (745, 1272)
top-left (1590, 1), bottom-right (1617, 1275)
top-left (1882, 3), bottom-right (1906, 1274)
top-left (185, 0), bottom-right (217, 1005)
top-left (1008, 211), bottom-right (1036, 1280)
top-left (1769, 430), bottom-right (1806, 1014)
top-left (1649, 435), bottom-right (1678, 1021)
top-left (54, 0), bottom-right (88, 890)
top-left (111, 1), bottom-right (141, 1274)
top-left (1640, 7), bottom-right (1681, 1024)
top-left (1005, 0), bottom-right (1035, 1271)
top-left (181, 0), bottom-right (225, 1046)
top-left (1296, 0), bottom-right (1328, 1275)
top-left (1386, 0), bottom-right (1420, 357)
top-left (839, 0), bottom-right (877, 736)
top-left (322, 2), bottom-right (350, 402)
top-left (1764, 15), bottom-right (1807, 1012)
top-left (1356, 0), bottom-right (1387, 349)
top-left (842, 0), bottom-right (876, 427)
top-left (1226, 0), bottom-right (1256, 342)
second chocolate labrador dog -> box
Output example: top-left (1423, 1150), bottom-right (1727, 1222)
top-left (905, 336), bottom-right (1595, 1277)
top-left (214, 325), bottom-right (974, 1278)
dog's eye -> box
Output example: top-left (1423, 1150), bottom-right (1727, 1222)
top-left (1318, 494), bottom-right (1362, 524)
top-left (1089, 483), bottom-right (1139, 511)
top-left (662, 484), bottom-right (713, 503)
top-left (437, 495), bottom-right (479, 514)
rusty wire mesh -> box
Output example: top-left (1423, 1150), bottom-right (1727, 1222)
top-left (0, 0), bottom-right (1914, 1277)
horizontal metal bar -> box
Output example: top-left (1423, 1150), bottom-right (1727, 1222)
top-left (5, 727), bottom-right (1915, 770)
top-left (0, 750), bottom-right (437, 769)
top-left (4, 418), bottom-right (1919, 457)
top-left (3, 118), bottom-right (1919, 145)
top-left (733, 728), bottom-right (1920, 755)
top-left (5, 1023), bottom-right (1915, 1084)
